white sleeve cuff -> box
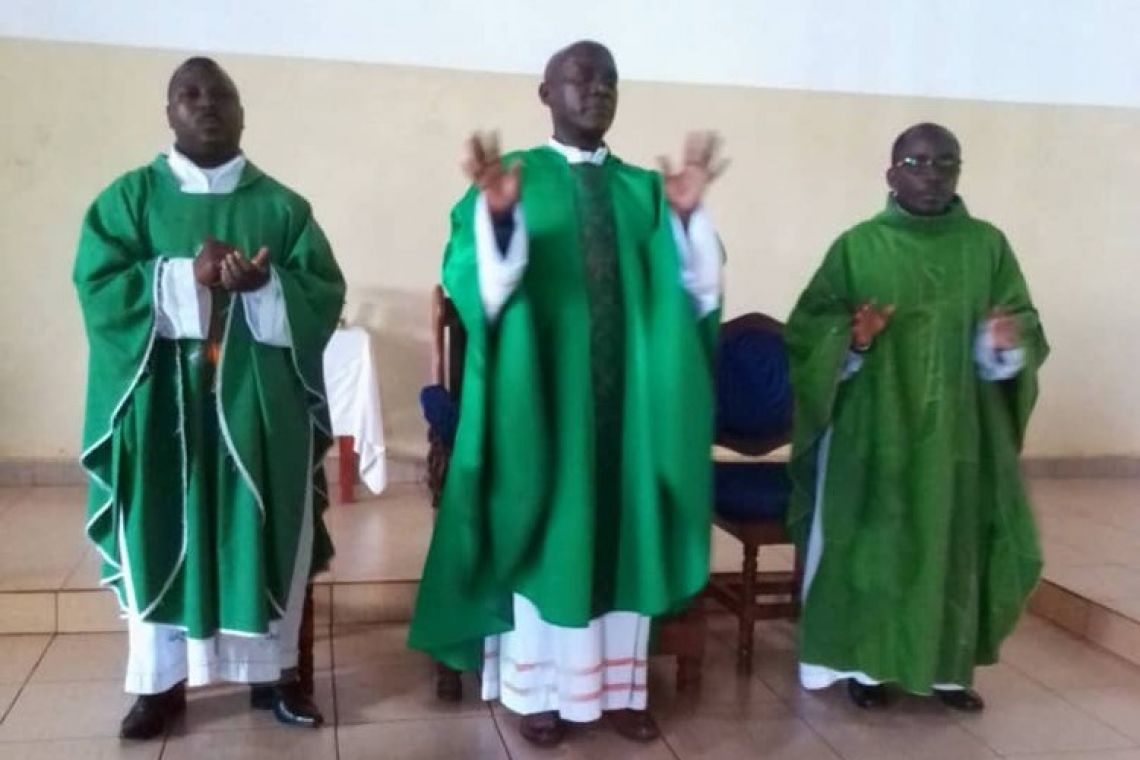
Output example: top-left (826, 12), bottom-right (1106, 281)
top-left (670, 206), bottom-right (723, 318)
top-left (975, 322), bottom-right (1025, 381)
top-left (241, 268), bottom-right (292, 348)
top-left (840, 350), bottom-right (865, 381)
top-left (474, 193), bottom-right (528, 323)
top-left (155, 257), bottom-right (210, 340)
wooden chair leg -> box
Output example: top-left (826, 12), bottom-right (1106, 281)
top-left (435, 662), bottom-right (463, 702)
top-left (677, 654), bottom-right (703, 691)
top-left (298, 585), bottom-right (315, 696)
top-left (738, 541), bottom-right (759, 674)
top-left (337, 436), bottom-right (356, 504)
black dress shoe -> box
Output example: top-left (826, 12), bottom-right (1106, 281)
top-left (250, 681), bottom-right (324, 727)
top-left (847, 679), bottom-right (889, 709)
top-left (935, 688), bottom-right (985, 712)
top-left (119, 682), bottom-right (186, 740)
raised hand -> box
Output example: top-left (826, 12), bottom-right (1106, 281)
top-left (851, 302), bottom-right (895, 350)
top-left (219, 246), bottom-right (270, 292)
top-left (659, 131), bottom-right (729, 224)
top-left (463, 131), bottom-right (521, 218)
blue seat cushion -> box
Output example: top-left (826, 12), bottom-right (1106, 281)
top-left (419, 384), bottom-right (458, 445)
top-left (713, 461), bottom-right (792, 522)
top-left (715, 329), bottom-right (793, 442)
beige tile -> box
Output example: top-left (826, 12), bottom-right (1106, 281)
top-left (325, 486), bottom-right (434, 582)
top-left (661, 714), bottom-right (841, 760)
top-left (57, 591), bottom-right (126, 633)
top-left (0, 683), bottom-right (18, 719)
top-left (163, 726), bottom-right (336, 760)
top-left (1088, 607), bottom-right (1140, 667)
top-left (1028, 583), bottom-right (1090, 635)
top-left (0, 491), bottom-right (88, 591)
top-left (0, 738), bottom-right (161, 759)
top-left (332, 582), bottom-right (417, 624)
top-left (62, 548), bottom-right (103, 590)
top-left (1047, 565), bottom-right (1140, 605)
top-left (1002, 615), bottom-right (1140, 689)
top-left (338, 717), bottom-right (508, 760)
top-left (311, 582), bottom-right (332, 624)
top-left (331, 623), bottom-right (428, 668)
top-left (0, 487), bottom-right (31, 519)
top-left (0, 634), bottom-right (51, 683)
top-left (0, 593), bottom-right (55, 634)
top-left (0, 462), bottom-right (34, 487)
top-left (334, 660), bottom-right (487, 725)
top-left (1064, 683), bottom-right (1140, 743)
top-left (1004, 751), bottom-right (1140, 760)
top-left (495, 707), bottom-right (678, 760)
top-left (807, 713), bottom-right (1000, 759)
top-left (0, 679), bottom-right (133, 741)
top-left (954, 694), bottom-right (1132, 755)
top-left (1106, 597), bottom-right (1140, 623)
top-left (175, 673), bottom-right (335, 734)
top-left (30, 633), bottom-right (126, 683)
top-left (649, 648), bottom-right (792, 722)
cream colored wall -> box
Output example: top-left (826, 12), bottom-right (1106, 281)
top-left (1, 38), bottom-right (1137, 460)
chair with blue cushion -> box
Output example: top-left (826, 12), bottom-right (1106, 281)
top-left (706, 312), bottom-right (803, 674)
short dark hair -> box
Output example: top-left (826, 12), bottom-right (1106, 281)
top-left (891, 122), bottom-right (960, 163)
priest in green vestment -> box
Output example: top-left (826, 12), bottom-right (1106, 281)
top-left (73, 58), bottom-right (344, 739)
top-left (408, 40), bottom-right (725, 747)
top-left (786, 123), bottom-right (1047, 712)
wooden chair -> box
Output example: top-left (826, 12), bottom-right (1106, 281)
top-left (421, 285), bottom-right (705, 695)
top-left (704, 313), bottom-right (803, 674)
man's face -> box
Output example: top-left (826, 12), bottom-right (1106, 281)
top-left (166, 64), bottom-right (244, 164)
top-left (887, 131), bottom-right (961, 215)
top-left (542, 47), bottom-right (618, 143)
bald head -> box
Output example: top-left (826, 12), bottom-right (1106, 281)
top-left (539, 40), bottom-right (618, 150)
top-left (167, 57), bottom-right (235, 101)
top-left (543, 40), bottom-right (614, 84)
top-left (891, 122), bottom-right (959, 164)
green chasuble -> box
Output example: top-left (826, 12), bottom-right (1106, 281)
top-left (409, 146), bottom-right (719, 671)
top-left (786, 197), bottom-right (1048, 692)
top-left (73, 156), bottom-right (345, 638)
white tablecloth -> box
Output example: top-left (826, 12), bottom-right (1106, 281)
top-left (322, 326), bottom-right (387, 494)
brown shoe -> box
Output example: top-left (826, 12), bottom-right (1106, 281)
top-left (435, 663), bottom-right (463, 703)
top-left (519, 711), bottom-right (565, 747)
top-left (608, 709), bottom-right (660, 742)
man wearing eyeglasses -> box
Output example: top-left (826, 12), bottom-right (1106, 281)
top-left (784, 122), bottom-right (1048, 711)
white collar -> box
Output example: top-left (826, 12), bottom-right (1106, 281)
top-left (546, 138), bottom-right (609, 166)
top-left (166, 146), bottom-right (247, 194)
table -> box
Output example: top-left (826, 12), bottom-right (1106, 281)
top-left (322, 326), bottom-right (388, 501)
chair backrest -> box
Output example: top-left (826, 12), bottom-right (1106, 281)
top-left (431, 285), bottom-right (466, 398)
top-left (714, 312), bottom-right (793, 456)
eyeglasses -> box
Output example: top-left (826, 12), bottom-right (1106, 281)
top-left (895, 156), bottom-right (962, 173)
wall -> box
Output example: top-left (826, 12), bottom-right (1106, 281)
top-left (1, 2), bottom-right (1138, 460)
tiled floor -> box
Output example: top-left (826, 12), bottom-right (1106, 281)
top-left (0, 482), bottom-right (789, 599)
top-left (4, 617), bottom-right (1140, 758)
top-left (2, 478), bottom-right (1140, 757)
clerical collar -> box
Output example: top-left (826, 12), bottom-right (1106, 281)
top-left (882, 193), bottom-right (969, 228)
top-left (547, 138), bottom-right (609, 166)
top-left (166, 146), bottom-right (247, 194)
